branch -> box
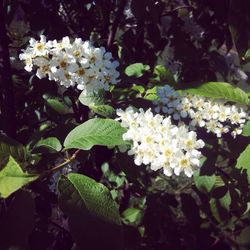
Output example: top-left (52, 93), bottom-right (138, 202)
top-left (50, 149), bottom-right (80, 173)
top-left (0, 1), bottom-right (16, 137)
top-left (107, 0), bottom-right (127, 50)
top-left (40, 149), bottom-right (81, 179)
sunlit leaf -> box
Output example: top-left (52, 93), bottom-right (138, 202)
top-left (236, 144), bottom-right (250, 182)
top-left (193, 171), bottom-right (216, 193)
top-left (58, 173), bottom-right (123, 249)
top-left (125, 63), bottom-right (150, 78)
top-left (184, 82), bottom-right (250, 105)
top-left (64, 118), bottom-right (127, 150)
top-left (0, 156), bottom-right (38, 198)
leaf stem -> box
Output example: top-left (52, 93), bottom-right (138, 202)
top-left (50, 149), bottom-right (81, 173)
top-left (40, 149), bottom-right (81, 178)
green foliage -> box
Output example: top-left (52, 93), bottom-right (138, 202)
top-left (209, 191), bottom-right (232, 222)
top-left (153, 65), bottom-right (176, 86)
top-left (78, 91), bottom-right (105, 106)
top-left (236, 144), bottom-right (250, 181)
top-left (193, 171), bottom-right (216, 193)
top-left (58, 173), bottom-right (123, 250)
top-left (185, 82), bottom-right (250, 105)
top-left (242, 121), bottom-right (250, 136)
top-left (143, 87), bottom-right (159, 101)
top-left (244, 48), bottom-right (250, 62)
top-left (125, 63), bottom-right (150, 78)
top-left (79, 91), bottom-right (115, 117)
top-left (33, 137), bottom-right (62, 153)
top-left (64, 118), bottom-right (127, 150)
top-left (43, 94), bottom-right (73, 114)
top-left (1, 0), bottom-right (250, 248)
top-left (0, 156), bottom-right (38, 198)
top-left (90, 105), bottom-right (115, 118)
top-left (122, 207), bottom-right (143, 225)
top-left (0, 134), bottom-right (28, 167)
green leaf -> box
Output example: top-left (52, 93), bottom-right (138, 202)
top-left (79, 91), bottom-right (114, 117)
top-left (236, 144), bottom-right (250, 182)
top-left (33, 137), bottom-right (62, 153)
top-left (0, 134), bottom-right (28, 168)
top-left (242, 121), bottom-right (250, 136)
top-left (153, 65), bottom-right (176, 85)
top-left (143, 87), bottom-right (159, 101)
top-left (0, 190), bottom-right (35, 249)
top-left (209, 199), bottom-right (221, 222)
top-left (79, 91), bottom-right (105, 107)
top-left (193, 171), bottom-right (216, 193)
top-left (0, 156), bottom-right (38, 198)
top-left (125, 63), bottom-right (150, 78)
top-left (131, 85), bottom-right (145, 94)
top-left (219, 191), bottom-right (231, 211)
top-left (244, 48), bottom-right (250, 62)
top-left (91, 105), bottom-right (115, 118)
top-left (58, 173), bottom-right (123, 249)
top-left (214, 176), bottom-right (225, 188)
top-left (184, 82), bottom-right (250, 105)
top-left (122, 208), bottom-right (142, 225)
top-left (43, 95), bottom-right (73, 114)
top-left (64, 118), bottom-right (127, 150)
top-left (209, 192), bottom-right (231, 222)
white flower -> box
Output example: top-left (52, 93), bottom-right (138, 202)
top-left (117, 107), bottom-right (205, 178)
top-left (51, 36), bottom-right (71, 54)
top-left (29, 35), bottom-right (51, 57)
top-left (19, 36), bottom-right (120, 95)
top-left (33, 57), bottom-right (51, 79)
top-left (19, 52), bottom-right (33, 72)
top-left (154, 85), bottom-right (249, 138)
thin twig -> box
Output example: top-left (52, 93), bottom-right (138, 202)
top-left (50, 149), bottom-right (80, 173)
top-left (40, 149), bottom-right (81, 178)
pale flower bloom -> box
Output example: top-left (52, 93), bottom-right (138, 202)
top-left (19, 36), bottom-right (120, 95)
top-left (117, 107), bottom-right (205, 178)
top-left (154, 85), bottom-right (249, 138)
top-left (29, 35), bottom-right (50, 57)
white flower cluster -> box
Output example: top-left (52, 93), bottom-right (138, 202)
top-left (19, 35), bottom-right (120, 94)
top-left (154, 85), bottom-right (249, 138)
top-left (116, 107), bottom-right (205, 177)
